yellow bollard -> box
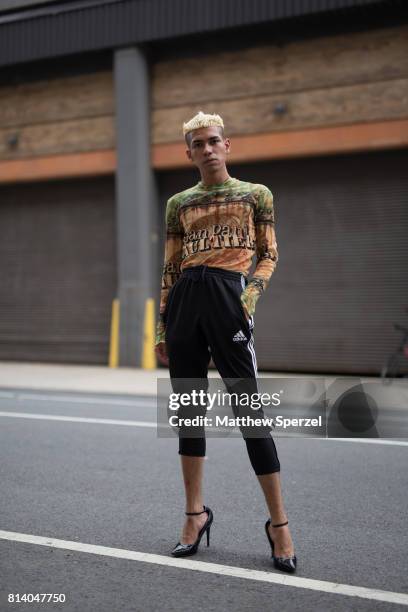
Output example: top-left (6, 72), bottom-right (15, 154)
top-left (142, 298), bottom-right (157, 370)
top-left (109, 298), bottom-right (120, 368)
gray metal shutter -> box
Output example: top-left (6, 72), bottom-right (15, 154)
top-left (0, 176), bottom-right (117, 364)
top-left (240, 150), bottom-right (408, 374)
top-left (158, 149), bottom-right (408, 375)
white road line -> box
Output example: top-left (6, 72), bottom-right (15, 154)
top-left (0, 411), bottom-right (407, 446)
top-left (0, 411), bottom-right (157, 428)
top-left (0, 530), bottom-right (407, 606)
top-left (2, 393), bottom-right (156, 407)
top-left (318, 437), bottom-right (408, 447)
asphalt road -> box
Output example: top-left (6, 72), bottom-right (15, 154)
top-left (0, 388), bottom-right (407, 612)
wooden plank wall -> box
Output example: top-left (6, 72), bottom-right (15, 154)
top-left (152, 25), bottom-right (408, 143)
top-left (0, 72), bottom-right (115, 159)
top-left (0, 25), bottom-right (407, 161)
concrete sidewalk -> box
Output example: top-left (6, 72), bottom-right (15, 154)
top-left (0, 361), bottom-right (329, 396)
top-left (0, 361), bottom-right (167, 396)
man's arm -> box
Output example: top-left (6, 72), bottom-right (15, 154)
top-left (155, 197), bottom-right (183, 346)
top-left (240, 186), bottom-right (278, 317)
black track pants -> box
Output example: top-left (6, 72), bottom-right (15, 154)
top-left (163, 264), bottom-right (280, 476)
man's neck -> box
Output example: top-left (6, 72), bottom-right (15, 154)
top-left (200, 168), bottom-right (230, 186)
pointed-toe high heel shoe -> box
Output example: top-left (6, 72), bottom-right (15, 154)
top-left (171, 505), bottom-right (213, 558)
top-left (265, 519), bottom-right (297, 573)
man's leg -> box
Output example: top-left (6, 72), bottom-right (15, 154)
top-left (203, 272), bottom-right (295, 558)
top-left (258, 472), bottom-right (295, 558)
top-left (179, 456), bottom-right (208, 544)
top-left (165, 276), bottom-right (211, 544)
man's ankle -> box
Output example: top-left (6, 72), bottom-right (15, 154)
top-left (270, 516), bottom-right (288, 527)
top-left (186, 504), bottom-right (205, 514)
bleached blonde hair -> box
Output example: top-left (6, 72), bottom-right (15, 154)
top-left (183, 111), bottom-right (224, 137)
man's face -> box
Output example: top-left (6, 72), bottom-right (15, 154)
top-left (186, 126), bottom-right (230, 172)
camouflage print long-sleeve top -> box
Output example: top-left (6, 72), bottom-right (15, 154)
top-left (155, 176), bottom-right (278, 345)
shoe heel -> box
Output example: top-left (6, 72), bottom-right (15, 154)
top-left (264, 518), bottom-right (297, 573)
top-left (171, 505), bottom-right (213, 558)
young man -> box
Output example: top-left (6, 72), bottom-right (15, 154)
top-left (155, 111), bottom-right (296, 572)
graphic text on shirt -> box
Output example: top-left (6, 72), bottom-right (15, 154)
top-left (182, 223), bottom-right (256, 258)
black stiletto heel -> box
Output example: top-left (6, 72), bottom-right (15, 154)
top-left (265, 519), bottom-right (297, 573)
top-left (171, 505), bottom-right (213, 557)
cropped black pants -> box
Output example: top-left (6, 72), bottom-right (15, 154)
top-left (163, 264), bottom-right (280, 476)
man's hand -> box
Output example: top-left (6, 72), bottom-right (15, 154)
top-left (155, 341), bottom-right (169, 366)
top-left (243, 305), bottom-right (251, 322)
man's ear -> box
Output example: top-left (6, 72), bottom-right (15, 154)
top-left (225, 138), bottom-right (231, 154)
top-left (186, 147), bottom-right (192, 161)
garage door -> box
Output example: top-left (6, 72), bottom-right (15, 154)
top-left (0, 176), bottom-right (117, 364)
top-left (158, 149), bottom-right (408, 374)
